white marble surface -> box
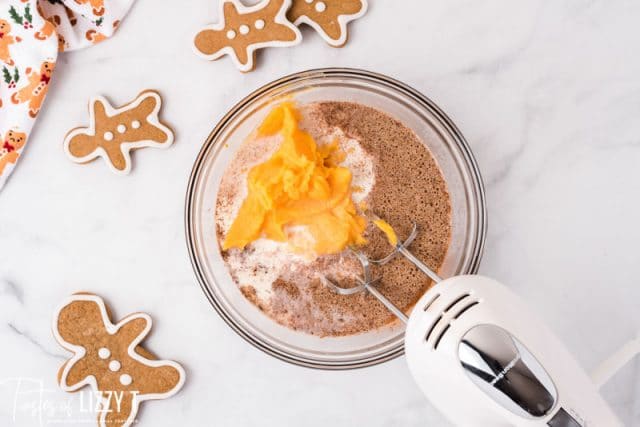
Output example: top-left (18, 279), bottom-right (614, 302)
top-left (1, 0), bottom-right (640, 425)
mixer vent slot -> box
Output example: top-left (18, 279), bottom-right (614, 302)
top-left (453, 301), bottom-right (479, 319)
top-left (433, 324), bottom-right (450, 349)
top-left (422, 293), bottom-right (440, 311)
top-left (424, 315), bottom-right (442, 343)
top-left (426, 294), bottom-right (480, 350)
top-left (443, 293), bottom-right (467, 311)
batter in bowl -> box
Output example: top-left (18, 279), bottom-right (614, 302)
top-left (216, 101), bottom-right (451, 336)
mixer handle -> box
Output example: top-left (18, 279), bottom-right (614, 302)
top-left (591, 337), bottom-right (640, 388)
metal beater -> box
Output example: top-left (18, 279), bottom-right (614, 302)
top-left (319, 217), bottom-right (441, 323)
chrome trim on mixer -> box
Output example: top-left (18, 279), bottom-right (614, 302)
top-left (458, 324), bottom-right (557, 418)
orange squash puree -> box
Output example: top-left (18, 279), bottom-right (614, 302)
top-left (222, 103), bottom-right (367, 255)
top-left (373, 219), bottom-right (398, 247)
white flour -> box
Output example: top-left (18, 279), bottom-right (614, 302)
top-left (216, 125), bottom-right (375, 302)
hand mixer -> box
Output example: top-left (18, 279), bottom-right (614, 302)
top-left (322, 219), bottom-right (640, 426)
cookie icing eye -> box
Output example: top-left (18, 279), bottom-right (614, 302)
top-left (239, 24), bottom-right (250, 35)
top-left (226, 30), bottom-right (236, 40)
top-left (131, 120), bottom-right (141, 129)
top-left (98, 348), bottom-right (110, 359)
top-left (103, 131), bottom-right (114, 141)
top-left (109, 360), bottom-right (121, 372)
top-left (315, 1), bottom-right (326, 12)
top-left (119, 374), bottom-right (133, 386)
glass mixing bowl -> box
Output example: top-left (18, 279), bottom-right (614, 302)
top-left (185, 68), bottom-right (487, 369)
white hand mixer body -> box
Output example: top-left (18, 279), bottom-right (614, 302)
top-left (322, 220), bottom-right (636, 426)
top-left (405, 275), bottom-right (622, 427)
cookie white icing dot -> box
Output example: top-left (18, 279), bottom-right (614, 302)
top-left (119, 374), bottom-right (132, 386)
top-left (103, 131), bottom-right (114, 141)
top-left (109, 360), bottom-right (121, 372)
top-left (226, 29), bottom-right (236, 39)
top-left (254, 19), bottom-right (265, 30)
top-left (117, 124), bottom-right (126, 133)
top-left (131, 120), bottom-right (141, 129)
top-left (305, 0), bottom-right (313, 3)
top-left (315, 1), bottom-right (326, 12)
top-left (239, 24), bottom-right (250, 35)
top-left (98, 348), bottom-right (110, 359)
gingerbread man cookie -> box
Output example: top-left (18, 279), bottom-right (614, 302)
top-left (63, 90), bottom-right (174, 174)
top-left (288, 0), bottom-right (367, 47)
top-left (53, 293), bottom-right (186, 427)
top-left (193, 0), bottom-right (302, 72)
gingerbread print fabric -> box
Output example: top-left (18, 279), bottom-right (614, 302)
top-left (0, 0), bottom-right (135, 190)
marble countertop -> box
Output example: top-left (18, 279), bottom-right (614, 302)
top-left (2, 0), bottom-right (640, 425)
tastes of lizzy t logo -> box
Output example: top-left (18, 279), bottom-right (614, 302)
top-left (0, 377), bottom-right (140, 426)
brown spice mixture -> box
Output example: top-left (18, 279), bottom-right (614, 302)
top-left (219, 101), bottom-right (451, 336)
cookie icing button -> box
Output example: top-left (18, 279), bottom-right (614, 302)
top-left (52, 293), bottom-right (186, 427)
top-left (287, 0), bottom-right (368, 47)
top-left (193, 0), bottom-right (302, 73)
top-left (119, 374), bottom-right (133, 386)
top-left (63, 90), bottom-right (174, 175)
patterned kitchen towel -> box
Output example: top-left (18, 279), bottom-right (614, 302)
top-left (0, 0), bottom-right (135, 191)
